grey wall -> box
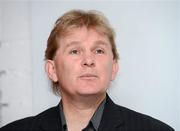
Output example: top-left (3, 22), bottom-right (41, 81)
top-left (0, 1), bottom-right (32, 127)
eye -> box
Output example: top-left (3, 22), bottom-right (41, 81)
top-left (69, 49), bottom-right (80, 55)
top-left (95, 48), bottom-right (105, 54)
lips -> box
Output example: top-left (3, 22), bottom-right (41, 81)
top-left (79, 73), bottom-right (98, 79)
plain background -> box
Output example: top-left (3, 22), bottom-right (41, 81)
top-left (0, 0), bottom-right (179, 130)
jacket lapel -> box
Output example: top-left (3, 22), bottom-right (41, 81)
top-left (38, 104), bottom-right (62, 131)
top-left (98, 95), bottom-right (125, 131)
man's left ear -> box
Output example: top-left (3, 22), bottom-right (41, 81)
top-left (111, 60), bottom-right (119, 81)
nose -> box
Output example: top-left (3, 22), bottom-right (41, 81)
top-left (81, 53), bottom-right (95, 68)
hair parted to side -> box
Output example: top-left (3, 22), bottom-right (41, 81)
top-left (45, 9), bottom-right (119, 95)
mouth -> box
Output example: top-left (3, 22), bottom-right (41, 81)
top-left (79, 74), bottom-right (98, 80)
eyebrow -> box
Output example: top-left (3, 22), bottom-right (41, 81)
top-left (64, 40), bottom-right (110, 51)
top-left (64, 41), bottom-right (80, 51)
top-left (94, 40), bottom-right (110, 47)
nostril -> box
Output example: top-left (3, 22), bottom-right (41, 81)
top-left (82, 60), bottom-right (95, 67)
top-left (81, 54), bottom-right (95, 67)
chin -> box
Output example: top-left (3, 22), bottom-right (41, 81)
top-left (74, 84), bottom-right (107, 96)
top-left (77, 88), bottom-right (106, 97)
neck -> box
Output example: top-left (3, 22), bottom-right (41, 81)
top-left (61, 93), bottom-right (106, 131)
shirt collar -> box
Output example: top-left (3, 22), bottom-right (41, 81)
top-left (90, 97), bottom-right (106, 130)
top-left (59, 102), bottom-right (67, 130)
top-left (59, 96), bottom-right (106, 130)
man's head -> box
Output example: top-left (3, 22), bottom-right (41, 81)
top-left (45, 9), bottom-right (119, 96)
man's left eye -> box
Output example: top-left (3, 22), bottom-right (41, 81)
top-left (70, 49), bottom-right (79, 54)
top-left (95, 49), bottom-right (104, 54)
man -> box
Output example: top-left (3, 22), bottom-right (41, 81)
top-left (1, 9), bottom-right (174, 131)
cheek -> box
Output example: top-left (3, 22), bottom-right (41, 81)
top-left (99, 59), bottom-right (113, 79)
top-left (55, 59), bottom-right (66, 79)
top-left (106, 64), bottom-right (113, 79)
top-left (56, 59), bottom-right (76, 80)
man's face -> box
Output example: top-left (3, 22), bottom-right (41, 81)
top-left (47, 27), bottom-right (118, 97)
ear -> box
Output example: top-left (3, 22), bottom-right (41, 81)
top-left (111, 60), bottom-right (119, 81)
top-left (45, 60), bottom-right (58, 82)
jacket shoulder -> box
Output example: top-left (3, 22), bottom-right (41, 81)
top-left (115, 104), bottom-right (174, 130)
top-left (0, 105), bottom-right (59, 131)
top-left (0, 117), bottom-right (34, 131)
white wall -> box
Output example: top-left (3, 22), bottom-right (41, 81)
top-left (178, 0), bottom-right (180, 130)
top-left (31, 1), bottom-right (179, 130)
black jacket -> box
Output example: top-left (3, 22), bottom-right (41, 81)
top-left (0, 95), bottom-right (174, 131)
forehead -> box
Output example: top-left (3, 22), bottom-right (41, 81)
top-left (57, 27), bottom-right (111, 47)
